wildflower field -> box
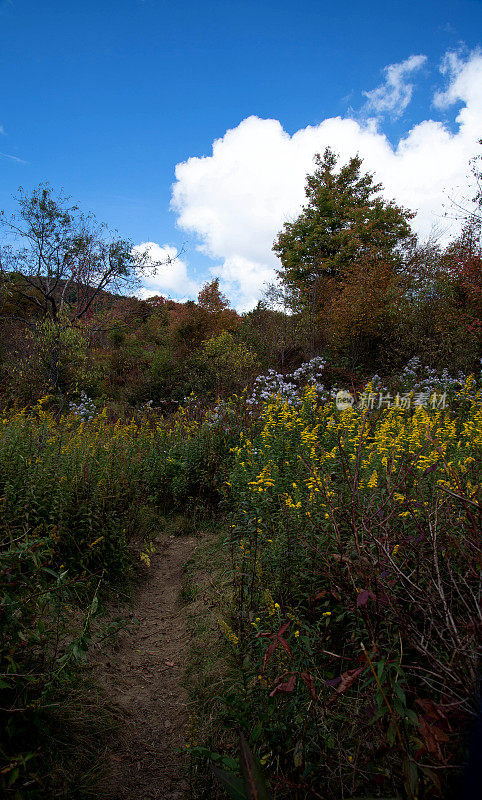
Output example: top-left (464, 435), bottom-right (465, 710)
top-left (1, 370), bottom-right (481, 799)
top-left (0, 398), bottom-right (244, 797)
top-left (202, 378), bottom-right (482, 799)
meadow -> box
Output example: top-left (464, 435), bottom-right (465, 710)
top-left (1, 365), bottom-right (480, 799)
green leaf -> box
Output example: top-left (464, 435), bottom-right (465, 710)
top-left (393, 682), bottom-right (406, 706)
top-left (405, 758), bottom-right (419, 797)
top-left (387, 722), bottom-right (396, 744)
top-left (222, 756), bottom-right (240, 772)
top-left (368, 707), bottom-right (387, 726)
top-left (251, 724), bottom-right (262, 743)
top-left (238, 729), bottom-right (272, 800)
top-left (8, 767), bottom-right (19, 787)
top-left (42, 567), bottom-right (59, 578)
top-left (211, 766), bottom-right (247, 800)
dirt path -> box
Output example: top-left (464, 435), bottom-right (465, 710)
top-left (92, 535), bottom-right (196, 800)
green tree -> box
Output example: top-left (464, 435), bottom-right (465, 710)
top-left (273, 148), bottom-right (415, 352)
top-left (0, 184), bottom-right (169, 391)
top-left (199, 330), bottom-right (259, 398)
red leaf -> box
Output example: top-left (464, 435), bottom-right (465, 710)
top-left (269, 674), bottom-right (296, 696)
top-left (311, 589), bottom-right (340, 602)
top-left (300, 671), bottom-right (317, 701)
top-left (324, 676), bottom-right (342, 688)
top-left (418, 717), bottom-right (449, 760)
top-left (357, 589), bottom-right (375, 608)
top-left (262, 640), bottom-right (278, 672)
top-left (278, 638), bottom-right (292, 657)
top-left (276, 622), bottom-right (292, 657)
top-left (262, 622), bottom-right (292, 672)
top-left (422, 462), bottom-right (439, 477)
top-left (237, 728), bottom-right (272, 800)
top-left (415, 697), bottom-right (447, 722)
top-left (326, 666), bottom-right (365, 706)
top-left (334, 667), bottom-right (365, 694)
top-left (277, 622), bottom-right (291, 638)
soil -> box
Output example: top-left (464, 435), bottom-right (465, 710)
top-left (92, 535), bottom-right (196, 800)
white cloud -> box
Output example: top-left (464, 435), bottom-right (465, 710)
top-left (0, 123), bottom-right (29, 162)
top-left (168, 49), bottom-right (482, 311)
top-left (362, 54), bottom-right (427, 118)
top-left (0, 151), bottom-right (28, 164)
top-left (208, 255), bottom-right (277, 312)
top-left (132, 242), bottom-right (199, 301)
top-left (433, 47), bottom-right (482, 117)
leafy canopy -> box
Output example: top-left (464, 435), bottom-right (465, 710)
top-left (273, 147), bottom-right (415, 309)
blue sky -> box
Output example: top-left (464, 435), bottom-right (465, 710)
top-left (1, 0), bottom-right (482, 308)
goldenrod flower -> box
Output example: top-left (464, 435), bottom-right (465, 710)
top-left (367, 470), bottom-right (378, 488)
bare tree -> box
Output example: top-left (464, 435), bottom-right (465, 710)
top-left (445, 139), bottom-right (482, 230)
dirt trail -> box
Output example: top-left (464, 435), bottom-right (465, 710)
top-left (92, 535), bottom-right (196, 800)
